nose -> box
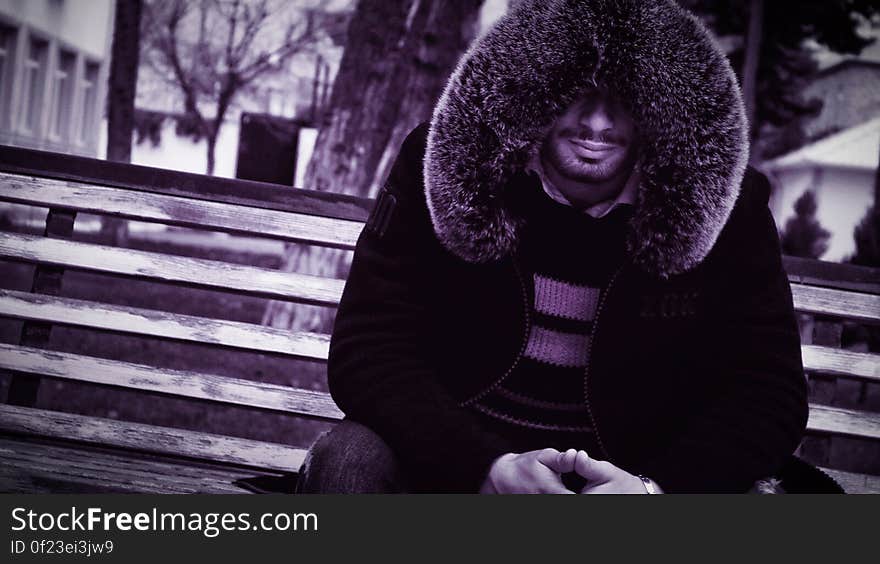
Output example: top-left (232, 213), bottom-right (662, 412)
top-left (578, 97), bottom-right (615, 134)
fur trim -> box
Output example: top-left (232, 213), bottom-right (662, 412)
top-left (424, 0), bottom-right (749, 278)
top-left (750, 478), bottom-right (785, 494)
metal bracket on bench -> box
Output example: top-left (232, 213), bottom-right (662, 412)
top-left (6, 208), bottom-right (76, 407)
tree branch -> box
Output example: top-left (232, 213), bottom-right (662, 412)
top-left (142, 0), bottom-right (327, 141)
top-left (239, 27), bottom-right (316, 85)
top-left (161, 0), bottom-right (210, 136)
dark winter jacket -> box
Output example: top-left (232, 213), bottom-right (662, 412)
top-left (327, 0), bottom-right (809, 493)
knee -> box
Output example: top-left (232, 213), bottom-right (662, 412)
top-left (308, 420), bottom-right (397, 470)
top-left (296, 420), bottom-right (406, 493)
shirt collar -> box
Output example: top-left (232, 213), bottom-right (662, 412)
top-left (525, 151), bottom-right (639, 218)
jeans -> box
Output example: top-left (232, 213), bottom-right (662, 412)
top-left (296, 419), bottom-right (410, 493)
top-left (295, 420), bottom-right (843, 494)
top-left (295, 419), bottom-right (584, 493)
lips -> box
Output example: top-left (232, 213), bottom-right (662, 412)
top-left (569, 139), bottom-right (619, 158)
top-left (570, 139), bottom-right (617, 152)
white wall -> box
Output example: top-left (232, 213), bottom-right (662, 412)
top-left (769, 166), bottom-right (875, 262)
top-left (294, 127), bottom-right (317, 188)
top-left (99, 117), bottom-right (317, 186)
top-left (99, 118), bottom-right (241, 179)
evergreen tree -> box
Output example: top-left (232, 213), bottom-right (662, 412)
top-left (850, 153), bottom-right (880, 267)
top-left (680, 0), bottom-right (879, 160)
top-left (845, 156), bottom-right (879, 352)
top-left (780, 190), bottom-right (831, 259)
top-left (849, 204), bottom-right (879, 267)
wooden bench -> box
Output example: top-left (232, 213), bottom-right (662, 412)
top-left (0, 145), bottom-right (878, 493)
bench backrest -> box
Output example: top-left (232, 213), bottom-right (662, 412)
top-left (0, 146), bottom-right (878, 490)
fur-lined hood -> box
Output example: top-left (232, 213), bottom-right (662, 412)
top-left (424, 0), bottom-right (749, 278)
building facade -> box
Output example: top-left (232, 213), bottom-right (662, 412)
top-left (0, 0), bottom-right (114, 157)
top-left (764, 117), bottom-right (879, 262)
top-left (803, 60), bottom-right (880, 142)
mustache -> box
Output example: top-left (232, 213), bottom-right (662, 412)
top-left (560, 127), bottom-right (627, 146)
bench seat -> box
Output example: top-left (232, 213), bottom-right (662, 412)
top-left (0, 436), bottom-right (295, 494)
top-left (1, 146), bottom-right (878, 495)
top-left (3, 401), bottom-right (878, 493)
top-left (4, 436), bottom-right (878, 494)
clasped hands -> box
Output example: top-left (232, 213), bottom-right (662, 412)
top-left (479, 448), bottom-right (656, 494)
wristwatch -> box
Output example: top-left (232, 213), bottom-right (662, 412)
top-left (637, 475), bottom-right (658, 494)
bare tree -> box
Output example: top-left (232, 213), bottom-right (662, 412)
top-left (262, 0), bottom-right (483, 333)
top-left (141, 0), bottom-right (323, 174)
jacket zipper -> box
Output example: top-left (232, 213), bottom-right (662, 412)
top-left (460, 257), bottom-right (532, 407)
top-left (582, 263), bottom-right (626, 460)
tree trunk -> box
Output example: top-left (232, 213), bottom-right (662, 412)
top-left (206, 133), bottom-right (217, 176)
top-left (741, 0), bottom-right (763, 147)
top-left (104, 0), bottom-right (143, 244)
top-left (262, 0), bottom-right (483, 333)
top-left (874, 140), bottom-right (880, 206)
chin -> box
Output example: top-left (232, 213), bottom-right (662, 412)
top-left (560, 154), bottom-right (627, 182)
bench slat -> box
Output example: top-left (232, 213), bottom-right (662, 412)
top-left (802, 345), bottom-right (880, 382)
top-left (1, 437), bottom-right (282, 482)
top-left (784, 255), bottom-right (880, 294)
top-left (790, 284), bottom-right (880, 325)
top-left (0, 144), bottom-right (373, 223)
top-left (0, 468), bottom-right (194, 495)
top-left (0, 232), bottom-right (344, 306)
top-left (0, 404), bottom-right (307, 473)
top-left (0, 343), bottom-right (341, 419)
top-left (2, 289), bottom-right (877, 379)
top-left (0, 401), bottom-right (875, 475)
top-left (807, 404), bottom-right (880, 440)
top-left (0, 172), bottom-right (363, 249)
top-left (819, 467), bottom-right (880, 495)
top-left (3, 436), bottom-right (877, 494)
top-left (0, 289), bottom-right (330, 359)
top-left (0, 438), bottom-right (259, 494)
top-left (4, 234), bottom-right (877, 324)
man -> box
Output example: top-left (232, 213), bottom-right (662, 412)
top-left (297, 0), bottom-right (835, 493)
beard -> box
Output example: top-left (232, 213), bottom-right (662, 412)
top-left (541, 128), bottom-right (637, 183)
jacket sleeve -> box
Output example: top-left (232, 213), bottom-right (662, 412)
top-left (639, 169), bottom-right (809, 493)
top-left (326, 123), bottom-right (514, 492)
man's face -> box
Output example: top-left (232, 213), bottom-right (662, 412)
top-left (539, 86), bottom-right (639, 189)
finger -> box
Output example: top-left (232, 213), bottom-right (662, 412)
top-left (533, 462), bottom-right (576, 494)
top-left (573, 450), bottom-right (591, 477)
top-left (541, 448), bottom-right (578, 474)
top-left (580, 483), bottom-right (613, 495)
top-left (536, 472), bottom-right (576, 494)
top-left (574, 450), bottom-right (616, 482)
top-left (542, 485), bottom-right (577, 494)
top-left (558, 448), bottom-right (578, 473)
top-left (535, 448), bottom-right (566, 472)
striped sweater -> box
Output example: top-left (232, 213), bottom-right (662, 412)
top-left (469, 185), bottom-right (633, 453)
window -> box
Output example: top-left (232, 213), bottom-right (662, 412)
top-left (19, 37), bottom-right (49, 134)
top-left (48, 50), bottom-right (76, 141)
top-left (78, 61), bottom-right (98, 144)
top-left (0, 24), bottom-right (17, 123)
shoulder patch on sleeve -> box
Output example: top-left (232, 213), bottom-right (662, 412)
top-left (364, 187), bottom-right (398, 238)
